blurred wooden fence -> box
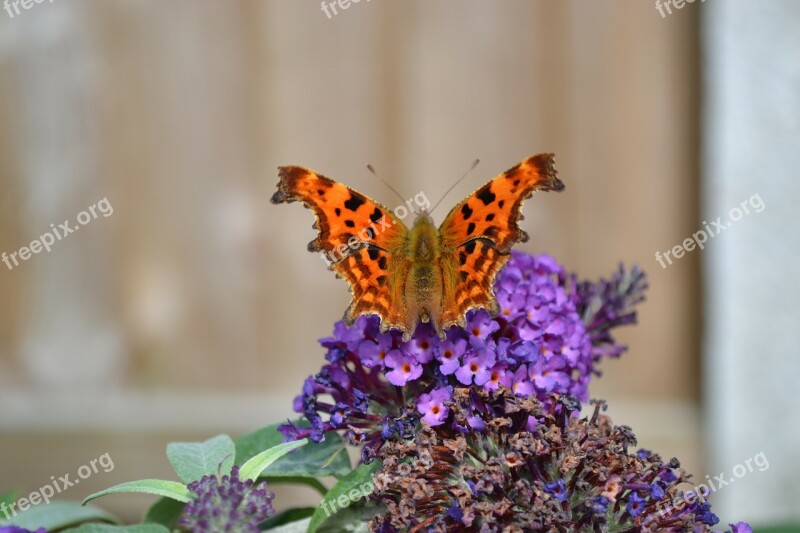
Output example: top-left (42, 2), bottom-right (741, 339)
top-left (0, 0), bottom-right (702, 519)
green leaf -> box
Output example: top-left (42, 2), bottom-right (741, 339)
top-left (259, 507), bottom-right (314, 529)
top-left (235, 422), bottom-right (350, 479)
top-left (142, 496), bottom-right (185, 528)
top-left (269, 517), bottom-right (313, 533)
top-left (307, 461), bottom-right (381, 533)
top-left (64, 524), bottom-right (170, 533)
top-left (166, 434), bottom-right (236, 484)
top-left (0, 492), bottom-right (17, 507)
top-left (82, 479), bottom-right (191, 505)
top-left (0, 501), bottom-right (116, 530)
top-left (263, 476), bottom-right (328, 496)
top-left (239, 439), bottom-right (308, 481)
top-left (315, 508), bottom-right (371, 533)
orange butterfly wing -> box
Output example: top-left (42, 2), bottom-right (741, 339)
top-left (271, 166), bottom-right (410, 328)
top-left (438, 153), bottom-right (564, 329)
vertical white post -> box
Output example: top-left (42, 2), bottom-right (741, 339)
top-left (704, 1), bottom-right (800, 524)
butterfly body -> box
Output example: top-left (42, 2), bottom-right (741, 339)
top-left (271, 154), bottom-right (564, 340)
top-left (403, 212), bottom-right (445, 332)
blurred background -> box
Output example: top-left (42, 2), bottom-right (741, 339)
top-left (0, 0), bottom-right (797, 528)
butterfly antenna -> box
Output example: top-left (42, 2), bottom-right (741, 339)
top-left (367, 164), bottom-right (416, 214)
top-left (430, 158), bottom-right (480, 215)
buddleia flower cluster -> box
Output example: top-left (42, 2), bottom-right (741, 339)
top-left (178, 466), bottom-right (275, 533)
top-left (369, 387), bottom-right (750, 533)
top-left (280, 251), bottom-right (647, 459)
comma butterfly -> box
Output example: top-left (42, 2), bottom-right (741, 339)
top-left (271, 154), bottom-right (564, 340)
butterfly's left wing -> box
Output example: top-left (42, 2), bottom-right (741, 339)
top-left (438, 154), bottom-right (564, 328)
top-left (271, 166), bottom-right (411, 330)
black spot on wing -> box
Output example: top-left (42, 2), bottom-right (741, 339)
top-left (461, 204), bottom-right (473, 220)
top-left (474, 255), bottom-right (486, 272)
top-left (335, 208), bottom-right (341, 216)
top-left (459, 251), bottom-right (467, 265)
top-left (344, 194), bottom-right (366, 212)
top-left (377, 256), bottom-right (388, 270)
top-left (376, 275), bottom-right (387, 286)
top-left (464, 241), bottom-right (476, 254)
top-left (459, 271), bottom-right (469, 281)
top-left (466, 222), bottom-right (476, 236)
top-left (344, 220), bottom-right (355, 228)
top-left (369, 207), bottom-right (383, 223)
top-left (485, 213), bottom-right (495, 221)
top-left (367, 248), bottom-right (380, 261)
top-left (476, 184), bottom-right (496, 205)
top-left (498, 200), bottom-right (505, 209)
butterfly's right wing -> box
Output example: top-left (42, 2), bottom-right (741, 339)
top-left (437, 154), bottom-right (564, 329)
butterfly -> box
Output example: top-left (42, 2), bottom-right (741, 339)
top-left (271, 154), bottom-right (564, 340)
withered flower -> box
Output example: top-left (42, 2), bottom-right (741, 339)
top-left (369, 387), bottom-right (741, 532)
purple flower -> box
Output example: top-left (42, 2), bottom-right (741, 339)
top-left (434, 339), bottom-right (466, 375)
top-left (358, 333), bottom-right (393, 369)
top-left (455, 349), bottom-right (495, 386)
top-left (544, 479), bottom-right (568, 502)
top-left (483, 364), bottom-right (509, 391)
top-left (403, 327), bottom-right (436, 364)
top-left (693, 501), bottom-right (720, 525)
top-left (464, 310), bottom-right (499, 347)
top-left (497, 290), bottom-right (525, 318)
top-left (329, 402), bottom-right (352, 427)
top-left (588, 495), bottom-right (609, 514)
top-left (729, 523), bottom-right (753, 533)
top-left (511, 365), bottom-right (534, 396)
top-left (626, 492), bottom-right (646, 517)
top-left (179, 466), bottom-right (275, 533)
top-left (321, 318), bottom-right (366, 353)
top-left (528, 355), bottom-right (570, 392)
top-left (467, 415), bottom-right (485, 431)
top-left (384, 350), bottom-right (422, 386)
top-left (0, 528), bottom-right (46, 533)
top-left (285, 252), bottom-right (648, 450)
top-left (508, 340), bottom-right (537, 362)
top-left (574, 262), bottom-right (648, 361)
top-left (649, 482), bottom-right (665, 500)
top-left (417, 387), bottom-right (451, 426)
